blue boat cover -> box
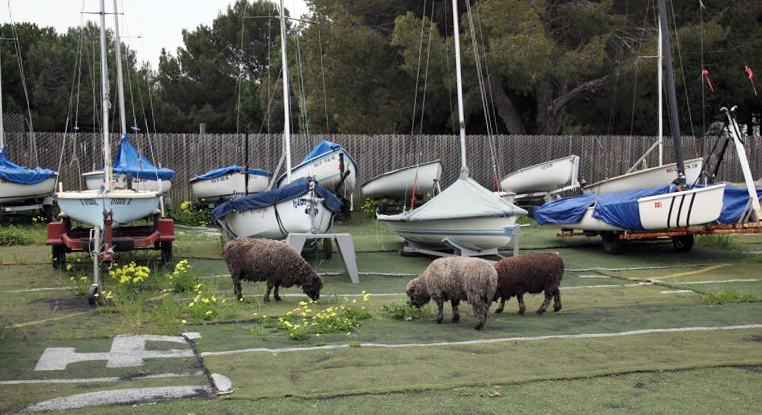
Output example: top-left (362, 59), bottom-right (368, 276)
top-left (193, 165), bottom-right (271, 181)
top-left (113, 134), bottom-right (175, 180)
top-left (211, 177), bottom-right (341, 223)
top-left (535, 185), bottom-right (675, 229)
top-left (718, 186), bottom-right (762, 224)
top-left (302, 140), bottom-right (342, 162)
top-left (0, 149), bottom-right (56, 184)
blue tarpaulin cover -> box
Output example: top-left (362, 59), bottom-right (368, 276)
top-left (719, 186), bottom-right (762, 224)
top-left (113, 134), bottom-right (175, 180)
top-left (302, 140), bottom-right (342, 163)
top-left (212, 177), bottom-right (341, 223)
top-left (0, 149), bottom-right (56, 184)
top-left (535, 185), bottom-right (676, 229)
top-left (192, 165), bottom-right (271, 181)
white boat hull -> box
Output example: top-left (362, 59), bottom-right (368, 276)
top-left (278, 149), bottom-right (357, 196)
top-left (83, 171), bottom-right (172, 194)
top-left (56, 190), bottom-right (161, 228)
top-left (382, 215), bottom-right (520, 251)
top-left (583, 158), bottom-right (703, 194)
top-left (361, 160), bottom-right (442, 200)
top-left (638, 184), bottom-right (726, 229)
top-left (190, 172), bottom-right (269, 202)
top-left (0, 177), bottom-right (56, 204)
top-left (501, 155), bottom-right (580, 194)
top-left (218, 197), bottom-right (333, 240)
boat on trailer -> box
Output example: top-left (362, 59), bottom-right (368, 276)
top-left (582, 157), bottom-right (703, 195)
top-left (190, 165), bottom-right (271, 202)
top-left (213, 0), bottom-right (338, 240)
top-left (500, 155), bottom-right (580, 195)
top-left (361, 160), bottom-right (442, 201)
top-left (377, 0), bottom-right (527, 257)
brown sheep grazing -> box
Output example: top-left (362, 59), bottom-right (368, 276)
top-left (493, 252), bottom-right (564, 315)
top-left (406, 257), bottom-right (498, 330)
top-left (223, 238), bottom-right (323, 303)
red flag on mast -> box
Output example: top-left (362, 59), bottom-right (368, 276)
top-left (746, 65), bottom-right (758, 96)
top-left (701, 69), bottom-right (714, 92)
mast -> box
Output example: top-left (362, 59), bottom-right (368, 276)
top-left (0, 44), bottom-right (4, 153)
top-left (98, 0), bottom-right (112, 191)
top-left (657, 0), bottom-right (685, 186)
top-left (657, 23), bottom-right (663, 166)
top-left (279, 0), bottom-right (292, 183)
top-left (451, 0), bottom-right (468, 178)
top-left (112, 0), bottom-right (127, 136)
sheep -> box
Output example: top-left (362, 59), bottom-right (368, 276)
top-left (223, 238), bottom-right (323, 303)
top-left (493, 252), bottom-right (564, 315)
top-left (406, 257), bottom-right (498, 330)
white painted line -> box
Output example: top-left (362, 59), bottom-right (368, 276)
top-left (660, 290), bottom-right (695, 294)
top-left (576, 275), bottom-right (610, 279)
top-left (21, 385), bottom-right (214, 412)
top-left (182, 332), bottom-right (202, 340)
top-left (568, 263), bottom-right (728, 272)
top-left (0, 371), bottom-right (205, 386)
top-left (199, 324), bottom-right (762, 357)
top-left (672, 278), bottom-right (761, 285)
top-left (3, 287), bottom-right (69, 294)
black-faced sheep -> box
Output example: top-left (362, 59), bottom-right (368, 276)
top-left (406, 256), bottom-right (498, 330)
top-left (493, 252), bottom-right (564, 315)
top-left (223, 238), bottom-right (323, 302)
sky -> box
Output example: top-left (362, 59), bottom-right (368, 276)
top-left (3, 0), bottom-right (309, 70)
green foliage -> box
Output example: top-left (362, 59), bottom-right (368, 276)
top-left (166, 259), bottom-right (199, 293)
top-left (69, 275), bottom-right (90, 297)
top-left (696, 235), bottom-right (742, 251)
top-left (167, 201), bottom-right (211, 227)
top-left (182, 285), bottom-right (232, 325)
top-left (0, 226), bottom-right (33, 246)
top-left (694, 291), bottom-right (758, 305)
top-left (268, 293), bottom-right (372, 340)
top-left (381, 300), bottom-right (430, 321)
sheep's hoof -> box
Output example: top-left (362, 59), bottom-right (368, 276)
top-left (553, 306), bottom-right (561, 312)
top-left (495, 308), bottom-right (503, 314)
top-left (451, 315), bottom-right (460, 323)
top-left (274, 296), bottom-right (282, 302)
top-left (474, 323), bottom-right (484, 330)
top-left (536, 309), bottom-right (546, 315)
top-left (517, 310), bottom-right (525, 315)
top-left (263, 296), bottom-right (270, 303)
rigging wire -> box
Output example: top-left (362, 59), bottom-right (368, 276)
top-left (668, 0), bottom-right (696, 139)
top-left (317, 22), bottom-right (330, 134)
top-left (235, 4), bottom-right (247, 135)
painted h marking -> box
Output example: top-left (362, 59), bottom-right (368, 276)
top-left (34, 335), bottom-right (194, 371)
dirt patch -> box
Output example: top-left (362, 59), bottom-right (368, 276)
top-left (27, 297), bottom-right (91, 312)
top-left (602, 402), bottom-right (626, 409)
top-left (634, 381), bottom-right (646, 388)
top-left (738, 365), bottom-right (762, 374)
top-left (446, 345), bottom-right (502, 355)
top-left (745, 335), bottom-right (762, 343)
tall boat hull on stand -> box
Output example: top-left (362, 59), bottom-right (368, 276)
top-left (277, 143), bottom-right (357, 196)
top-left (583, 158), bottom-right (703, 194)
top-left (56, 190), bottom-right (161, 228)
top-left (500, 155), bottom-right (580, 194)
top-left (361, 160), bottom-right (442, 200)
top-left (0, 177), bottom-right (56, 204)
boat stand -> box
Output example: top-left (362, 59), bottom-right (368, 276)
top-left (0, 197), bottom-right (56, 221)
top-left (400, 225), bottom-right (521, 258)
top-left (286, 233), bottom-right (360, 283)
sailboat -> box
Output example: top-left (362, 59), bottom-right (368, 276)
top-left (0, 12), bottom-right (57, 207)
top-left (212, 0), bottom-right (339, 239)
top-left (276, 140), bottom-right (357, 197)
top-left (377, 0), bottom-right (527, 255)
top-left (189, 165), bottom-right (271, 202)
top-left (535, 0), bottom-right (726, 236)
top-left (361, 159), bottom-right (443, 201)
top-left (56, 0), bottom-right (161, 228)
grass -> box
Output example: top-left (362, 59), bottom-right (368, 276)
top-left (381, 300), bottom-right (432, 321)
top-left (696, 234), bottom-right (743, 251)
top-left (694, 290), bottom-right (758, 304)
top-left (0, 226), bottom-right (34, 246)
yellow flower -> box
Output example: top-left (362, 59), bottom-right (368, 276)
top-left (202, 298), bottom-right (210, 304)
top-left (66, 264), bottom-right (73, 271)
top-left (205, 310), bottom-right (213, 315)
top-left (181, 319), bottom-right (187, 324)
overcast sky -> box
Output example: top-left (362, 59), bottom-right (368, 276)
top-left (2, 0), bottom-right (309, 69)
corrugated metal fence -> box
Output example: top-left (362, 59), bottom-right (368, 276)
top-left (3, 132), bottom-right (759, 203)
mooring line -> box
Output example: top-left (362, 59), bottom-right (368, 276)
top-left (653, 264), bottom-right (730, 280)
top-left (199, 324), bottom-right (762, 357)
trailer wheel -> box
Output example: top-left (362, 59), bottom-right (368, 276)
top-left (87, 285), bottom-right (100, 306)
top-left (160, 241), bottom-right (173, 264)
top-left (42, 204), bottom-right (56, 223)
top-left (52, 246), bottom-right (66, 269)
top-left (672, 235), bottom-right (695, 253)
top-left (601, 232), bottom-right (622, 254)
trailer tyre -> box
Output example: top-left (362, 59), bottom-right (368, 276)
top-left (601, 232), bottom-right (622, 254)
top-left (52, 246), bottom-right (66, 269)
top-left (87, 285), bottom-right (100, 306)
top-left (672, 235), bottom-right (695, 253)
top-left (160, 241), bottom-right (173, 264)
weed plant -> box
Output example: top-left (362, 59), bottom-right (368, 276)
top-left (382, 300), bottom-right (431, 321)
top-left (694, 290), bottom-right (758, 304)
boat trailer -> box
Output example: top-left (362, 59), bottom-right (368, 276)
top-left (46, 212), bottom-right (175, 304)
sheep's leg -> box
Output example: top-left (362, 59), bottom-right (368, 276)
top-left (553, 288), bottom-right (562, 312)
top-left (264, 281), bottom-right (274, 303)
top-left (451, 299), bottom-right (460, 323)
top-left (495, 297), bottom-right (505, 314)
top-left (517, 294), bottom-right (526, 315)
top-left (435, 299), bottom-right (445, 324)
top-left (472, 302), bottom-right (487, 330)
top-left (233, 277), bottom-right (243, 301)
top-left (537, 290), bottom-right (553, 315)
top-left (273, 283), bottom-right (282, 302)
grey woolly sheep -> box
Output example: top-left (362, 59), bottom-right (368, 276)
top-left (406, 257), bottom-right (498, 330)
top-left (223, 238), bottom-right (323, 302)
top-left (493, 252), bottom-right (564, 315)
